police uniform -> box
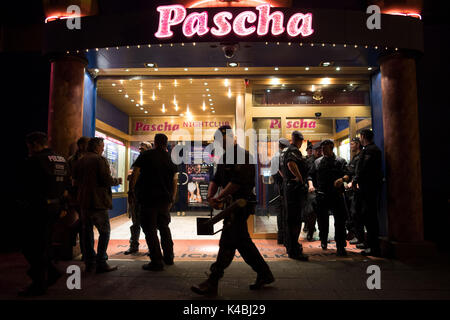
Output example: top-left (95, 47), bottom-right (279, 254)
top-left (199, 144), bottom-right (273, 293)
top-left (303, 142), bottom-right (322, 240)
top-left (354, 142), bottom-right (383, 254)
top-left (345, 147), bottom-right (364, 242)
top-left (280, 143), bottom-right (309, 258)
top-left (22, 148), bottom-right (68, 293)
top-left (307, 142), bottom-right (348, 251)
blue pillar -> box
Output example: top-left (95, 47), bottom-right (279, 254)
top-left (370, 71), bottom-right (388, 237)
top-left (82, 72), bottom-right (97, 137)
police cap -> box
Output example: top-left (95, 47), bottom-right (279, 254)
top-left (312, 142), bottom-right (322, 150)
top-left (320, 139), bottom-right (334, 147)
top-left (278, 138), bottom-right (290, 148)
top-left (291, 131), bottom-right (304, 141)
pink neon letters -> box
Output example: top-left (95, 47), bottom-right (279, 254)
top-left (155, 5), bottom-right (187, 38)
top-left (155, 4), bottom-right (314, 39)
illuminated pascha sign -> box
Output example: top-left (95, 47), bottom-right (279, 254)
top-left (155, 4), bottom-right (314, 39)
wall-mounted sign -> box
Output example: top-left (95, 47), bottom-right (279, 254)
top-left (155, 4), bottom-right (313, 39)
top-left (131, 116), bottom-right (235, 139)
top-left (253, 118), bottom-right (333, 136)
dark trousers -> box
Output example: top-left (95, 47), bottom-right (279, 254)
top-left (273, 182), bottom-right (285, 244)
top-left (360, 186), bottom-right (380, 251)
top-left (345, 190), bottom-right (365, 241)
top-left (316, 192), bottom-right (347, 249)
top-left (140, 202), bottom-right (174, 265)
top-left (22, 206), bottom-right (60, 289)
top-left (303, 192), bottom-right (317, 234)
top-left (128, 199), bottom-right (142, 250)
top-left (81, 209), bottom-right (111, 265)
top-left (282, 181), bottom-right (305, 256)
top-left (209, 206), bottom-right (272, 282)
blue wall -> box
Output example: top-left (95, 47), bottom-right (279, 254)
top-left (110, 198), bottom-right (128, 219)
top-left (335, 119), bottom-right (349, 133)
top-left (83, 73), bottom-right (97, 137)
top-left (96, 96), bottom-right (129, 134)
top-left (370, 71), bottom-right (388, 237)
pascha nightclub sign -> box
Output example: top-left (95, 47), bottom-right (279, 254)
top-left (155, 4), bottom-right (314, 39)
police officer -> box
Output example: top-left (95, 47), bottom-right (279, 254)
top-left (303, 142), bottom-right (323, 241)
top-left (353, 129), bottom-right (383, 256)
top-left (269, 138), bottom-right (290, 244)
top-left (345, 137), bottom-right (364, 245)
top-left (191, 125), bottom-right (274, 296)
top-left (307, 140), bottom-right (350, 256)
top-left (20, 132), bottom-right (68, 296)
top-left (279, 131), bottom-right (309, 261)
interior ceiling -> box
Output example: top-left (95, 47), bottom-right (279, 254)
top-left (97, 69), bottom-right (370, 117)
top-left (98, 77), bottom-right (246, 117)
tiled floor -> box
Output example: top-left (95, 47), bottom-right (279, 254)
top-left (108, 213), bottom-right (336, 240)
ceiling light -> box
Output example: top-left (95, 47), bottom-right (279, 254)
top-left (214, 68), bottom-right (219, 71)
top-left (212, 110), bottom-right (215, 113)
top-left (305, 67), bottom-right (310, 71)
top-left (152, 91), bottom-right (156, 101)
top-left (321, 62), bottom-right (332, 67)
top-left (227, 62), bottom-right (239, 67)
top-left (206, 88), bottom-right (210, 91)
top-left (131, 99), bottom-right (134, 102)
top-left (336, 67), bottom-right (341, 71)
top-left (204, 82), bottom-right (208, 86)
top-left (125, 69), bottom-right (129, 72)
top-left (291, 89), bottom-right (295, 92)
top-left (154, 68), bottom-right (158, 71)
top-left (209, 99), bottom-right (212, 101)
top-left (349, 83), bottom-right (353, 86)
top-left (267, 89), bottom-right (271, 93)
top-left (207, 94), bottom-right (211, 97)
top-left (224, 79), bottom-right (229, 87)
top-left (270, 78), bottom-right (281, 85)
top-left (144, 111), bottom-right (148, 114)
top-left (321, 78), bottom-right (331, 85)
top-left (274, 67), bottom-right (279, 71)
top-left (244, 67), bottom-right (249, 71)
top-left (162, 104), bottom-right (166, 113)
top-left (125, 94), bottom-right (129, 98)
top-left (368, 67), bottom-right (373, 70)
top-left (112, 83), bottom-right (116, 86)
top-left (228, 87), bottom-right (232, 98)
top-left (145, 63), bottom-right (157, 68)
top-left (120, 80), bottom-right (124, 84)
top-left (118, 89), bottom-right (122, 93)
top-left (140, 107), bottom-right (144, 110)
top-left (210, 103), bottom-right (214, 106)
top-left (184, 68), bottom-right (188, 71)
top-left (158, 83), bottom-right (162, 90)
top-left (202, 102), bottom-right (206, 111)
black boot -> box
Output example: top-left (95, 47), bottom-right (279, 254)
top-left (191, 278), bottom-right (218, 296)
top-left (249, 273), bottom-right (275, 290)
top-left (124, 247), bottom-right (139, 255)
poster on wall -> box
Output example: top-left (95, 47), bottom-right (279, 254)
top-left (95, 131), bottom-right (125, 193)
top-left (186, 163), bottom-right (211, 208)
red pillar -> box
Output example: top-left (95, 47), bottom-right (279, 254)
top-left (47, 55), bottom-right (87, 158)
top-left (380, 51), bottom-right (435, 258)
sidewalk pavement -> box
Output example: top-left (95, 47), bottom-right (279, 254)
top-left (1, 252), bottom-right (450, 300)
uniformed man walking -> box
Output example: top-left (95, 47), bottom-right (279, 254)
top-left (353, 129), bottom-right (383, 256)
top-left (19, 132), bottom-right (68, 296)
top-left (279, 131), bottom-right (309, 261)
top-left (191, 125), bottom-right (274, 296)
top-left (307, 140), bottom-right (350, 256)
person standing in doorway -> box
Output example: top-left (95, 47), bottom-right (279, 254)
top-left (191, 125), bottom-right (274, 296)
top-left (303, 142), bottom-right (323, 241)
top-left (125, 141), bottom-right (152, 255)
top-left (129, 134), bottom-right (178, 271)
top-left (307, 140), bottom-right (350, 256)
top-left (345, 137), bottom-right (364, 245)
top-left (353, 129), bottom-right (383, 257)
top-left (269, 138), bottom-right (290, 245)
top-left (73, 137), bottom-right (121, 273)
top-left (279, 131), bottom-right (309, 261)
